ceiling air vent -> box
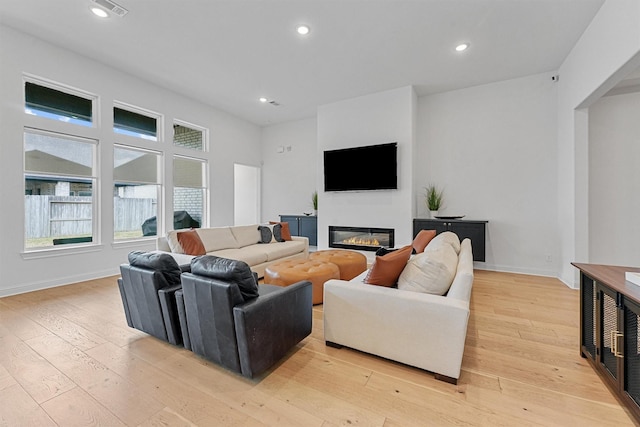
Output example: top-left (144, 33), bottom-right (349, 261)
top-left (91, 0), bottom-right (128, 17)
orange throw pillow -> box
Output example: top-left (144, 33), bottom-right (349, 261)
top-left (269, 221), bottom-right (292, 241)
top-left (364, 245), bottom-right (413, 287)
top-left (177, 230), bottom-right (206, 255)
top-left (413, 229), bottom-right (437, 253)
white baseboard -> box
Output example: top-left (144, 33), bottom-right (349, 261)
top-left (0, 267), bottom-right (119, 298)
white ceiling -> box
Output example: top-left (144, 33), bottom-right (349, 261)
top-left (0, 0), bottom-right (605, 126)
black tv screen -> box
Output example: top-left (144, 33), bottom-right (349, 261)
top-left (324, 142), bottom-right (397, 191)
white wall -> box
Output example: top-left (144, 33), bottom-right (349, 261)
top-left (588, 92), bottom-right (640, 265)
top-left (317, 86), bottom-right (417, 249)
top-left (557, 0), bottom-right (640, 286)
top-left (261, 118), bottom-right (318, 222)
top-left (0, 25), bottom-right (261, 296)
top-left (417, 73), bottom-right (559, 275)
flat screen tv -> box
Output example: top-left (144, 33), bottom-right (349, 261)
top-left (323, 142), bottom-right (397, 192)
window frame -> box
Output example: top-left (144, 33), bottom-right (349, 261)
top-left (172, 119), bottom-right (208, 152)
top-left (173, 154), bottom-right (208, 229)
top-left (23, 127), bottom-right (99, 252)
top-left (23, 74), bottom-right (98, 129)
top-left (113, 101), bottom-right (162, 142)
top-left (113, 144), bottom-right (163, 241)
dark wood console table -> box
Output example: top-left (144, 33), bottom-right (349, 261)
top-left (572, 262), bottom-right (640, 423)
top-left (413, 218), bottom-right (488, 261)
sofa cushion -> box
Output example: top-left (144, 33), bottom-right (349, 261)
top-left (261, 240), bottom-right (306, 261)
top-left (397, 243), bottom-right (458, 295)
top-left (166, 229), bottom-right (189, 254)
top-left (195, 227), bottom-right (239, 252)
top-left (425, 231), bottom-right (461, 254)
top-left (176, 229), bottom-right (206, 255)
top-left (413, 229), bottom-right (437, 253)
top-left (269, 221), bottom-right (292, 241)
top-left (190, 255), bottom-right (259, 301)
top-left (210, 246), bottom-right (269, 266)
top-left (364, 245), bottom-right (412, 287)
top-left (128, 250), bottom-right (181, 287)
top-left (230, 224), bottom-right (262, 248)
top-left (258, 224), bottom-right (284, 243)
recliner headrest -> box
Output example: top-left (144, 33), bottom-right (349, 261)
top-left (128, 251), bottom-right (181, 287)
top-left (190, 255), bottom-right (259, 301)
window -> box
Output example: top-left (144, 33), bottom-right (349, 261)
top-left (114, 105), bottom-right (158, 141)
top-left (173, 121), bottom-right (205, 151)
top-left (24, 80), bottom-right (94, 127)
top-left (24, 129), bottom-right (97, 249)
top-left (173, 156), bottom-right (207, 228)
top-left (113, 146), bottom-right (161, 240)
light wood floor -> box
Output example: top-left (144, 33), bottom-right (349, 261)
top-left (0, 270), bottom-right (637, 426)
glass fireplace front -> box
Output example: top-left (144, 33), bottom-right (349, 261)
top-left (328, 226), bottom-right (395, 252)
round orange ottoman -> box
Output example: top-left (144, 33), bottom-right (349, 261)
top-left (265, 259), bottom-right (340, 304)
top-left (310, 250), bottom-right (368, 281)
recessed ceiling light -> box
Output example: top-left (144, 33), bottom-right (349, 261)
top-left (259, 97), bottom-right (268, 103)
top-left (296, 25), bottom-right (310, 36)
top-left (455, 43), bottom-right (469, 52)
top-left (90, 6), bottom-right (109, 18)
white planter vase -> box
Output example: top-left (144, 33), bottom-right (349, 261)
top-left (430, 210), bottom-right (439, 218)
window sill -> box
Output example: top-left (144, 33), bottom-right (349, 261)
top-left (21, 244), bottom-right (104, 260)
top-left (111, 238), bottom-right (157, 250)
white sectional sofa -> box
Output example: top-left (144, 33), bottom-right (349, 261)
top-left (156, 224), bottom-right (309, 278)
top-left (323, 236), bottom-right (474, 384)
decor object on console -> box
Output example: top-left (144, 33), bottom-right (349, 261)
top-left (311, 190), bottom-right (318, 216)
top-left (425, 184), bottom-right (444, 217)
top-left (117, 251), bottom-right (185, 346)
top-left (176, 255), bottom-right (313, 378)
top-left (156, 224), bottom-right (309, 278)
top-left (323, 234), bottom-right (474, 384)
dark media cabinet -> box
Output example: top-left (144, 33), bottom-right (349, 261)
top-left (280, 215), bottom-right (317, 246)
top-left (413, 218), bottom-right (487, 262)
top-left (573, 263), bottom-right (640, 423)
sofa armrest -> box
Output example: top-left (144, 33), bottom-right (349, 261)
top-left (291, 236), bottom-right (308, 244)
top-left (158, 284), bottom-right (183, 346)
top-left (117, 277), bottom-right (133, 328)
top-left (323, 279), bottom-right (470, 379)
top-left (233, 281), bottom-right (312, 378)
top-left (174, 289), bottom-right (191, 350)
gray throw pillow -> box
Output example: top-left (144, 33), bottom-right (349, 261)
top-left (258, 224), bottom-right (283, 243)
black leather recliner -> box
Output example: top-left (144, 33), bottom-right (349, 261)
top-left (117, 251), bottom-right (184, 345)
top-left (176, 255), bottom-right (313, 378)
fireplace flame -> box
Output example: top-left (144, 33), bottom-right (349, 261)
top-left (342, 236), bottom-right (380, 246)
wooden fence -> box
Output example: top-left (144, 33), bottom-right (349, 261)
top-left (25, 196), bottom-right (155, 238)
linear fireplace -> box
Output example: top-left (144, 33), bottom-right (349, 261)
top-left (329, 226), bottom-right (395, 252)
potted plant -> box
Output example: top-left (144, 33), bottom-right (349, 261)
top-left (312, 191), bottom-right (318, 216)
top-left (425, 185), bottom-right (443, 218)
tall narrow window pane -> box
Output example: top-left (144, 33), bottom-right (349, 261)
top-left (173, 123), bottom-right (204, 151)
top-left (25, 81), bottom-right (93, 126)
top-left (24, 130), bottom-right (96, 249)
top-left (173, 157), bottom-right (206, 228)
top-left (114, 106), bottom-right (157, 141)
top-left (114, 146), bottom-right (160, 240)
